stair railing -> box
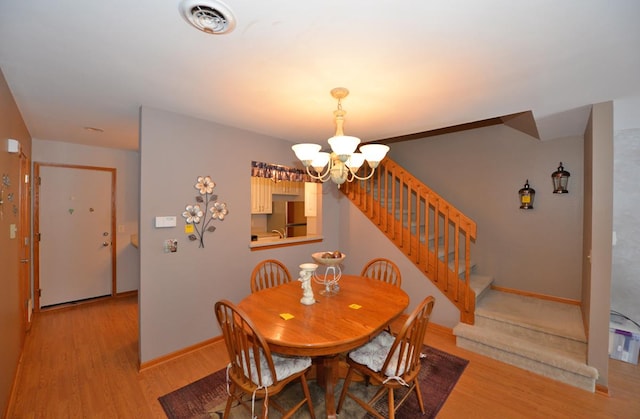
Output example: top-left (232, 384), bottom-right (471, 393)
top-left (342, 157), bottom-right (477, 324)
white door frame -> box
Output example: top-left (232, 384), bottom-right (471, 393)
top-left (19, 152), bottom-right (31, 333)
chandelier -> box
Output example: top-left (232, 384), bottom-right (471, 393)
top-left (292, 88), bottom-right (389, 187)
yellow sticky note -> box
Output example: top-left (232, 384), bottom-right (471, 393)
top-left (280, 313), bottom-right (294, 320)
top-left (184, 224), bottom-right (194, 233)
top-left (349, 304), bottom-right (362, 310)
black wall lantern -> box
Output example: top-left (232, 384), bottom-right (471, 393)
top-left (551, 162), bottom-right (570, 193)
top-left (518, 179), bottom-right (535, 209)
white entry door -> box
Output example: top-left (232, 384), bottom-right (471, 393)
top-left (37, 165), bottom-right (114, 308)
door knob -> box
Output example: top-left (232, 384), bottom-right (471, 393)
top-left (102, 241), bottom-right (110, 247)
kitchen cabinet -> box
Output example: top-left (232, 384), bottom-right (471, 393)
top-left (272, 180), bottom-right (304, 196)
top-left (251, 177), bottom-right (273, 214)
top-left (304, 182), bottom-right (319, 217)
top-left (253, 178), bottom-right (306, 214)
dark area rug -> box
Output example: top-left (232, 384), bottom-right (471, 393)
top-left (159, 345), bottom-right (468, 418)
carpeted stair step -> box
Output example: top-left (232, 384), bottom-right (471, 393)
top-left (475, 290), bottom-right (586, 342)
top-left (473, 315), bottom-right (587, 355)
top-left (453, 322), bottom-right (598, 392)
top-left (469, 274), bottom-right (493, 301)
top-left (474, 290), bottom-right (587, 355)
top-left (453, 289), bottom-right (599, 392)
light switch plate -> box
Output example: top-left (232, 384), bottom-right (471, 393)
top-left (7, 139), bottom-right (20, 153)
top-left (155, 216), bottom-right (177, 228)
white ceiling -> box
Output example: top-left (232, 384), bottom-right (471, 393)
top-left (1, 1), bottom-right (639, 151)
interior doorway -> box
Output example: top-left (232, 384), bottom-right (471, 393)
top-left (33, 163), bottom-right (116, 309)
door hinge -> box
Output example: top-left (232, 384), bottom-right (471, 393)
top-left (35, 233), bottom-right (41, 241)
top-left (37, 176), bottom-right (41, 186)
top-left (24, 174), bottom-right (29, 184)
top-left (38, 289), bottom-right (42, 297)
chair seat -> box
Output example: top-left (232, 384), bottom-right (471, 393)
top-left (348, 331), bottom-right (414, 377)
top-left (242, 350), bottom-right (312, 386)
top-left (215, 299), bottom-right (316, 418)
top-left (338, 296), bottom-right (435, 419)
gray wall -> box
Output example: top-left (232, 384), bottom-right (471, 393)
top-left (138, 104), bottom-right (615, 389)
top-left (32, 140), bottom-right (140, 293)
top-left (612, 128), bottom-right (640, 328)
top-left (388, 125), bottom-right (584, 299)
top-left (138, 104), bottom-right (465, 362)
top-left (138, 107), bottom-right (342, 363)
top-left (609, 97), bottom-right (639, 333)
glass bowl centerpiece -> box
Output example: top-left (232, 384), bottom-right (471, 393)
top-left (311, 251), bottom-right (346, 295)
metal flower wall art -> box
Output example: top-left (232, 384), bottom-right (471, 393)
top-left (182, 176), bottom-right (229, 248)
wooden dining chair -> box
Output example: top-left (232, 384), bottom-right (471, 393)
top-left (360, 257), bottom-right (402, 288)
top-left (250, 259), bottom-right (292, 293)
top-left (337, 296), bottom-right (435, 419)
top-left (214, 300), bottom-right (316, 419)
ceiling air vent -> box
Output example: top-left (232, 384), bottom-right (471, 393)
top-left (179, 0), bottom-right (236, 35)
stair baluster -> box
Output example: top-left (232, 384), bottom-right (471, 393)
top-left (342, 158), bottom-right (477, 324)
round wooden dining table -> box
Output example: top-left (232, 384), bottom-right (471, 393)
top-left (238, 274), bottom-right (409, 419)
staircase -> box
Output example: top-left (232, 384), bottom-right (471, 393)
top-left (342, 157), bottom-right (598, 392)
top-left (341, 158), bottom-right (478, 324)
top-left (456, 279), bottom-right (599, 392)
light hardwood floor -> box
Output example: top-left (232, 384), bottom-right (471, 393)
top-left (6, 295), bottom-right (640, 418)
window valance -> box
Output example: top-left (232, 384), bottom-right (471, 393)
top-left (251, 161), bottom-right (318, 183)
